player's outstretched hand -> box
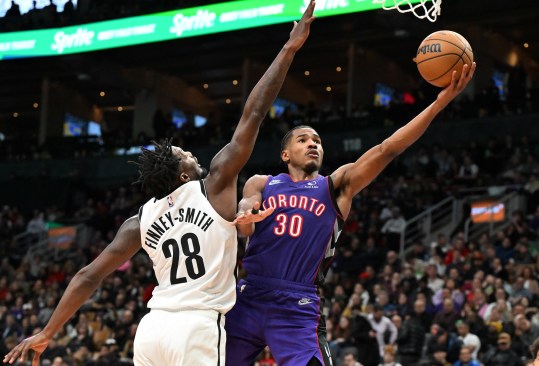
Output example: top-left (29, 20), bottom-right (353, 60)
top-left (233, 202), bottom-right (274, 225)
top-left (287, 0), bottom-right (316, 52)
top-left (437, 62), bottom-right (477, 107)
top-left (3, 332), bottom-right (50, 366)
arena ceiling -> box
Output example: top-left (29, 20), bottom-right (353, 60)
top-left (0, 0), bottom-right (538, 120)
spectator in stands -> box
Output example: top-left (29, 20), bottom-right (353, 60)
top-left (444, 237), bottom-right (469, 267)
top-left (482, 332), bottom-right (523, 366)
top-left (396, 299), bottom-right (426, 366)
top-left (453, 346), bottom-right (482, 366)
top-left (514, 314), bottom-right (539, 356)
top-left (490, 257), bottom-right (509, 282)
top-left (514, 241), bottom-right (535, 265)
top-left (455, 320), bottom-right (481, 360)
top-left (426, 325), bottom-right (462, 364)
top-left (1, 313), bottom-right (22, 339)
top-left (433, 298), bottom-right (459, 333)
top-left (425, 264), bottom-right (445, 293)
top-left (456, 155), bottom-right (479, 181)
top-left (330, 315), bottom-right (354, 361)
top-left (510, 277), bottom-right (533, 305)
top-left (26, 210), bottom-right (46, 235)
top-left (351, 306), bottom-right (381, 366)
top-left (521, 266), bottom-right (539, 295)
top-left (381, 208), bottom-right (406, 252)
top-left (344, 351), bottom-right (364, 366)
top-left (368, 304), bottom-right (398, 359)
top-left (496, 237), bottom-right (515, 265)
top-left (379, 345), bottom-right (401, 366)
top-left (484, 288), bottom-right (512, 321)
top-left (430, 345), bottom-right (453, 366)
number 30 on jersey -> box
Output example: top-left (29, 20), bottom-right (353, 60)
top-left (273, 213), bottom-right (304, 237)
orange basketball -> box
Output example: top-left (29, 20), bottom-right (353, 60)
top-left (414, 30), bottom-right (474, 88)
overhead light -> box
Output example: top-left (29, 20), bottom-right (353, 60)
top-left (232, 80), bottom-right (238, 85)
top-left (336, 66), bottom-right (342, 72)
top-left (326, 86), bottom-right (332, 92)
top-left (203, 83), bottom-right (209, 89)
top-left (13, 112), bottom-right (19, 118)
top-left (394, 29), bottom-right (409, 37)
top-left (304, 70), bottom-right (310, 76)
top-left (99, 91), bottom-right (106, 97)
top-left (33, 102), bottom-right (39, 109)
top-left (524, 43), bottom-right (529, 48)
top-left (225, 98), bottom-right (231, 104)
top-left (117, 106), bottom-right (123, 112)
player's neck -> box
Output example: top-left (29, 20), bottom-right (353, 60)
top-left (287, 167), bottom-right (319, 182)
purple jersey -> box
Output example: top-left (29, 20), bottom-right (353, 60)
top-left (242, 173), bottom-right (344, 284)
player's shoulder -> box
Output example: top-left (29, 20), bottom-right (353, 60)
top-left (247, 174), bottom-right (271, 186)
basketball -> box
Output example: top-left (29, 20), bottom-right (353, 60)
top-left (414, 30), bottom-right (474, 88)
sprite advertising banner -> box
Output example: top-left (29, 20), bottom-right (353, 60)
top-left (0, 0), bottom-right (423, 60)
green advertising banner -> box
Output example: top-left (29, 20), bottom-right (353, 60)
top-left (0, 0), bottom-right (424, 60)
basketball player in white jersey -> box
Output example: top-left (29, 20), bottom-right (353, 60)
top-left (3, 3), bottom-right (316, 365)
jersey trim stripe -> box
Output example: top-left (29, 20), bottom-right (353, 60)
top-left (316, 298), bottom-right (333, 366)
top-left (216, 312), bottom-right (222, 366)
top-left (200, 180), bottom-right (208, 198)
top-left (327, 176), bottom-right (345, 222)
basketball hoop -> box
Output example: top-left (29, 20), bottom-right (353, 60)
top-left (372, 0), bottom-right (442, 22)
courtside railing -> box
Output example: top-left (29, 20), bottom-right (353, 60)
top-left (399, 196), bottom-right (461, 255)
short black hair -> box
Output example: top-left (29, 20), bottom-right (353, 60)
top-left (280, 125), bottom-right (315, 152)
top-left (132, 138), bottom-right (181, 200)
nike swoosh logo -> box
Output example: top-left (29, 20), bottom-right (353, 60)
top-left (298, 298), bottom-right (313, 305)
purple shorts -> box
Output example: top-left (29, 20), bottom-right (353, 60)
top-left (225, 275), bottom-right (332, 366)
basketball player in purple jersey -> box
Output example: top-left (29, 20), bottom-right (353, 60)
top-left (226, 63), bottom-right (477, 365)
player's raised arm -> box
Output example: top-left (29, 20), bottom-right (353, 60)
top-left (208, 0), bottom-right (316, 183)
top-left (3, 216), bottom-right (142, 366)
top-left (331, 63), bottom-right (476, 217)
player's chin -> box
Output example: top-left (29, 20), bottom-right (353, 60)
top-left (198, 166), bottom-right (208, 179)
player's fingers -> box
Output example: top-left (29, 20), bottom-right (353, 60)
top-left (302, 0), bottom-right (315, 17)
top-left (447, 70), bottom-right (458, 88)
top-left (232, 217), bottom-right (245, 225)
top-left (3, 344), bottom-right (22, 364)
top-left (468, 62), bottom-right (477, 78)
top-left (457, 64), bottom-right (470, 88)
top-left (259, 207), bottom-right (275, 218)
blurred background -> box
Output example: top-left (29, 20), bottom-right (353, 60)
top-left (0, 1), bottom-right (539, 365)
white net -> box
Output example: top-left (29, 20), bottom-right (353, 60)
top-left (372, 0), bottom-right (442, 22)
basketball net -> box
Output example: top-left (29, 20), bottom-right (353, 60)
top-left (372, 0), bottom-right (442, 22)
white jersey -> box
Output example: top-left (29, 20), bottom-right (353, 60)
top-left (139, 180), bottom-right (237, 313)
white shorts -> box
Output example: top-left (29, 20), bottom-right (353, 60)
top-left (134, 309), bottom-right (225, 366)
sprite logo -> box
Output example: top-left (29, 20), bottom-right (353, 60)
top-left (51, 28), bottom-right (95, 54)
top-left (170, 10), bottom-right (217, 37)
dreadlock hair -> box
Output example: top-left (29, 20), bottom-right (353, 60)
top-left (280, 125), bottom-right (315, 153)
top-left (132, 138), bottom-right (181, 200)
